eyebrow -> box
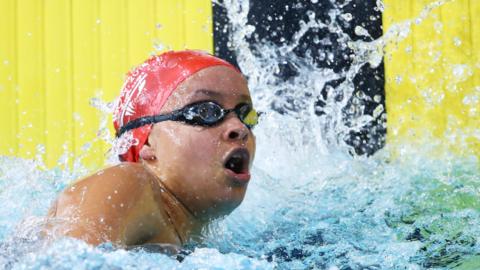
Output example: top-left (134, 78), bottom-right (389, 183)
top-left (190, 89), bottom-right (250, 101)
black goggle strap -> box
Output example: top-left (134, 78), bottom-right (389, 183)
top-left (116, 111), bottom-right (182, 137)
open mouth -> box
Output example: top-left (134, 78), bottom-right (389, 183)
top-left (223, 148), bottom-right (250, 182)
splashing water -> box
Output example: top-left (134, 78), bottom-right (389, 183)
top-left (1, 0), bottom-right (480, 269)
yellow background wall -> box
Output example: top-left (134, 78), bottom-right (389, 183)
top-left (2, 0), bottom-right (478, 168)
top-left (383, 0), bottom-right (479, 158)
top-left (0, 0), bottom-right (213, 169)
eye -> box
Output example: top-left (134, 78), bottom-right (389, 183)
top-left (234, 103), bottom-right (251, 117)
top-left (196, 102), bottom-right (223, 122)
top-left (198, 105), bottom-right (209, 118)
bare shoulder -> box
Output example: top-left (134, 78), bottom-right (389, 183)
top-left (46, 162), bottom-right (166, 245)
top-left (52, 162), bottom-right (152, 214)
top-left (74, 162), bottom-right (152, 192)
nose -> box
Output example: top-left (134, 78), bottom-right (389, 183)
top-left (222, 117), bottom-right (249, 142)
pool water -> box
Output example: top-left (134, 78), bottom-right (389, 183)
top-left (1, 0), bottom-right (480, 269)
top-left (1, 146), bottom-right (479, 269)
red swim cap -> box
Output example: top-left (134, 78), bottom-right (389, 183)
top-left (113, 50), bottom-right (239, 162)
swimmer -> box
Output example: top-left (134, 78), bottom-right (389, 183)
top-left (44, 51), bottom-right (258, 249)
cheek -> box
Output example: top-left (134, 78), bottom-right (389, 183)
top-left (249, 137), bottom-right (256, 165)
top-left (159, 126), bottom-right (222, 171)
top-left (182, 129), bottom-right (222, 168)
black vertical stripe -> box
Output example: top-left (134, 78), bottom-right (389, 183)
top-left (213, 0), bottom-right (385, 156)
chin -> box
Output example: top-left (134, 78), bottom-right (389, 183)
top-left (208, 187), bottom-right (247, 218)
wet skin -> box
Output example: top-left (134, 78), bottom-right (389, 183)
top-left (45, 66), bottom-right (256, 247)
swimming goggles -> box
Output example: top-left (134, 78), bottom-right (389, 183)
top-left (116, 101), bottom-right (260, 137)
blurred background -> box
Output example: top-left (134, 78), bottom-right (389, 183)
top-left (0, 0), bottom-right (214, 169)
top-left (0, 0), bottom-right (478, 170)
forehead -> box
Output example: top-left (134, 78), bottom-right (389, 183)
top-left (163, 66), bottom-right (251, 110)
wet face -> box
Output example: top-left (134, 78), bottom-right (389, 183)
top-left (142, 66), bottom-right (256, 220)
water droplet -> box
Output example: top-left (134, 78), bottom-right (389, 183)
top-left (354, 26), bottom-right (369, 37)
top-left (202, 24), bottom-right (209, 32)
top-left (434, 21), bottom-right (443, 33)
top-left (327, 52), bottom-right (334, 62)
top-left (395, 75), bottom-right (403, 84)
top-left (73, 112), bottom-right (81, 121)
top-left (356, 91), bottom-right (366, 99)
top-left (96, 19), bottom-right (101, 24)
top-left (153, 42), bottom-right (164, 51)
top-left (36, 144), bottom-right (45, 154)
top-left (3, 60), bottom-right (9, 65)
top-left (120, 203), bottom-right (124, 207)
top-left (376, 0), bottom-right (385, 12)
top-left (311, 0), bottom-right (318, 3)
top-left (107, 195), bottom-right (112, 200)
top-left (156, 23), bottom-right (163, 29)
top-left (81, 143), bottom-right (91, 151)
top-left (453, 37), bottom-right (462, 47)
top-left (306, 10), bottom-right (316, 20)
top-left (341, 13), bottom-right (353, 22)
top-left (469, 107), bottom-right (477, 117)
top-left (373, 104), bottom-right (383, 118)
top-left (463, 95), bottom-right (478, 105)
top-left (452, 64), bottom-right (467, 78)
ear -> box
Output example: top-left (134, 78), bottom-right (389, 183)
top-left (139, 142), bottom-right (157, 162)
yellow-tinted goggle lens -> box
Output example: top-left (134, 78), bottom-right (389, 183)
top-left (242, 108), bottom-right (259, 127)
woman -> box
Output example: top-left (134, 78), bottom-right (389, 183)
top-left (45, 50), bottom-right (258, 249)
